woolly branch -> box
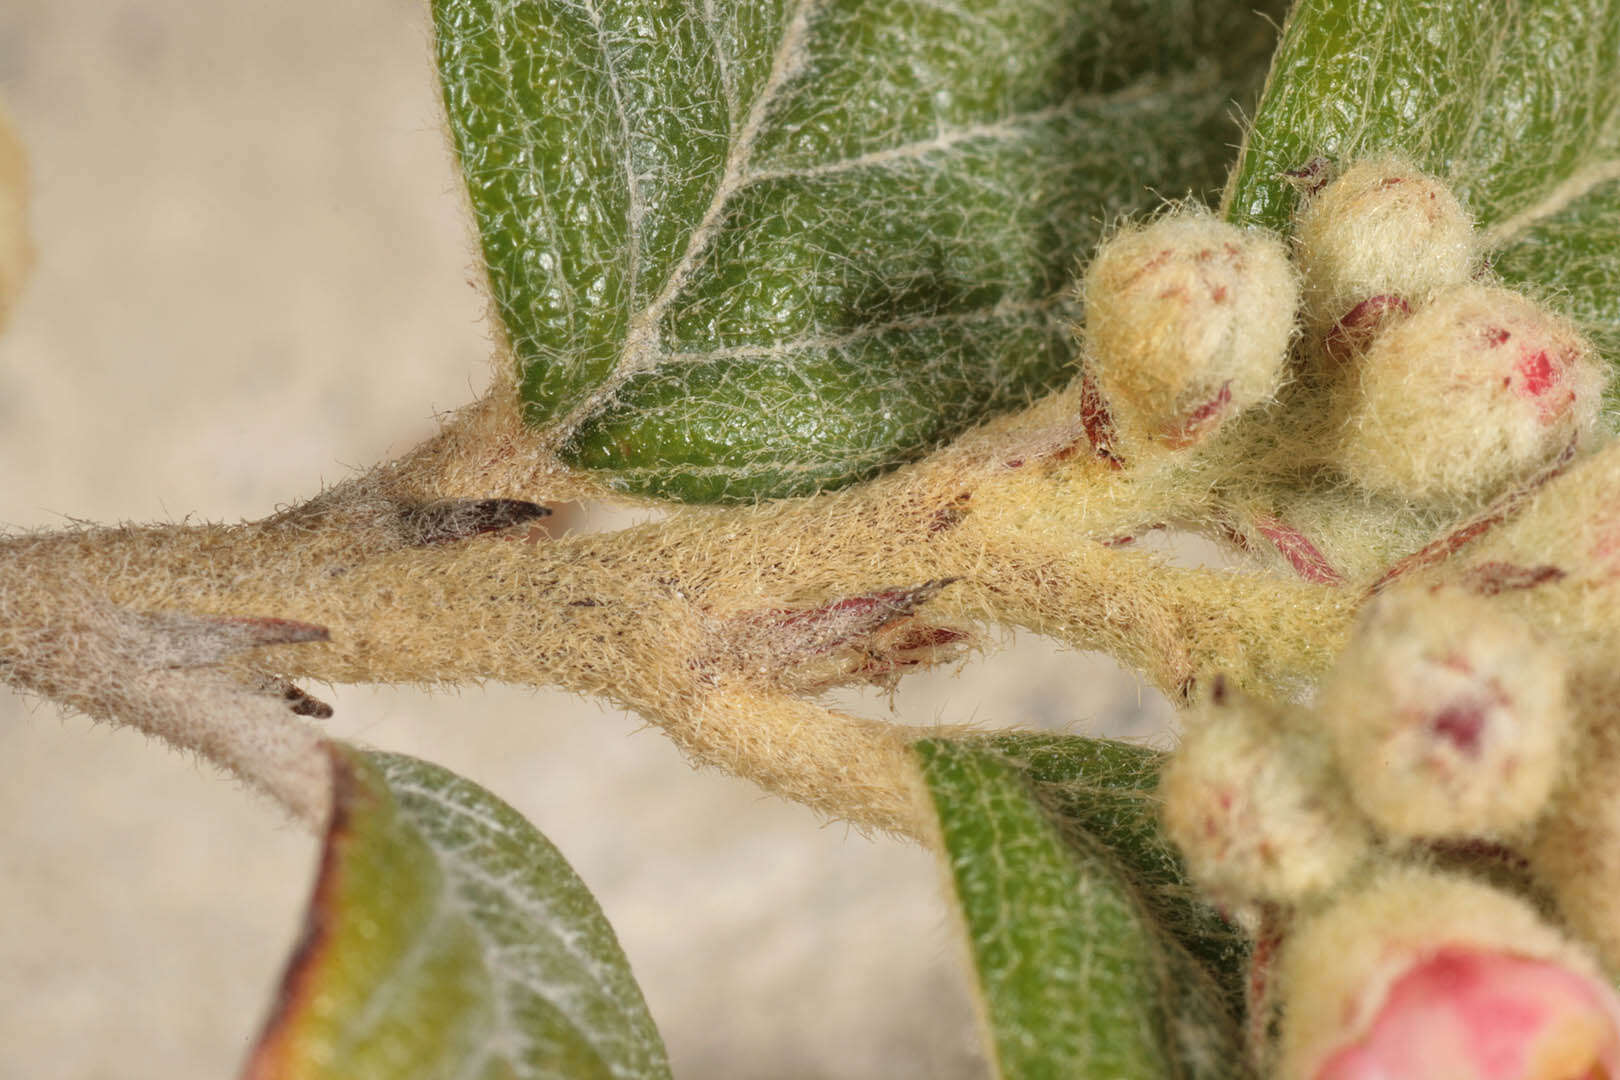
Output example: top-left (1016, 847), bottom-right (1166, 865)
top-left (0, 385), bottom-right (1357, 832)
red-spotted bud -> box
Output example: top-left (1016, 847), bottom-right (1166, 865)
top-left (1294, 156), bottom-right (1474, 326)
top-left (1277, 868), bottom-right (1620, 1080)
top-left (1317, 585), bottom-right (1569, 840)
top-left (1530, 719), bottom-right (1620, 975)
top-left (1081, 211), bottom-right (1297, 452)
top-left (1160, 685), bottom-right (1368, 911)
top-left (1331, 285), bottom-right (1605, 500)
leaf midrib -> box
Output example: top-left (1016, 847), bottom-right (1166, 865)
top-left (545, 0), bottom-right (821, 447)
top-left (540, 9), bottom-right (1239, 447)
top-left (386, 774), bottom-right (652, 1078)
top-left (1484, 158), bottom-right (1620, 248)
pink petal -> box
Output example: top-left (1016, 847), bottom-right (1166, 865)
top-left (1318, 949), bottom-right (1620, 1080)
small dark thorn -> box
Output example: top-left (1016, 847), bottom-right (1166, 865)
top-left (290, 696), bottom-right (335, 719)
top-left (282, 684), bottom-right (335, 719)
top-left (405, 499), bottom-right (551, 545)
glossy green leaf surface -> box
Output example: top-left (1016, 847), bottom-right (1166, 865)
top-left (434, 0), bottom-right (1286, 501)
top-left (916, 735), bottom-right (1246, 1080)
top-left (1224, 0), bottom-right (1620, 387)
top-left (245, 747), bottom-right (669, 1080)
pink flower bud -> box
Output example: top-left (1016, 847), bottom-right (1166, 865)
top-left (1316, 949), bottom-right (1620, 1080)
top-left (1278, 869), bottom-right (1620, 1080)
top-left (1317, 585), bottom-right (1570, 840)
top-left (1080, 211), bottom-right (1297, 452)
top-left (1331, 285), bottom-right (1605, 501)
top-left (1294, 156), bottom-right (1474, 327)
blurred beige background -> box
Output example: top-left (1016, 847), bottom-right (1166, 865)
top-left (0, 3), bottom-right (1174, 1077)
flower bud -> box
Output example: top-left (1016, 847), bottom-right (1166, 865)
top-left (1530, 718), bottom-right (1620, 974)
top-left (1317, 585), bottom-right (1570, 840)
top-left (1276, 868), bottom-right (1620, 1080)
top-left (1294, 156), bottom-right (1474, 326)
top-left (1080, 211), bottom-right (1297, 452)
top-left (1160, 685), bottom-right (1368, 910)
top-left (1331, 284), bottom-right (1605, 501)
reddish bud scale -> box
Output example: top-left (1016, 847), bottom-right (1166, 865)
top-left (1077, 373), bottom-right (1123, 466)
top-left (1366, 442), bottom-right (1575, 596)
top-left (714, 581), bottom-right (968, 692)
top-left (1161, 382), bottom-right (1232, 448)
top-left (1254, 514), bottom-right (1344, 586)
top-left (1322, 294), bottom-right (1410, 364)
top-left (1459, 561), bottom-right (1566, 596)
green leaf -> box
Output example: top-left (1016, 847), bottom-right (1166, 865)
top-left (245, 746), bottom-right (670, 1080)
top-left (1223, 0), bottom-right (1620, 385)
top-left (916, 735), bottom-right (1247, 1080)
top-left (434, 0), bottom-right (1287, 502)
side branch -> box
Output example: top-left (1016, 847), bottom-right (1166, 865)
top-left (0, 392), bottom-right (1354, 830)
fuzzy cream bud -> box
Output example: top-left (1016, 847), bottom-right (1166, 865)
top-left (1294, 156), bottom-right (1474, 326)
top-left (1276, 867), bottom-right (1620, 1080)
top-left (1160, 685), bottom-right (1368, 911)
top-left (1317, 585), bottom-right (1570, 840)
top-left (1331, 284), bottom-right (1605, 501)
top-left (1081, 211), bottom-right (1297, 452)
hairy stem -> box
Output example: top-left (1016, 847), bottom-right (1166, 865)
top-left (0, 388), bottom-right (1358, 831)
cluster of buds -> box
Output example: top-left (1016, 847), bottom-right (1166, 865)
top-left (1161, 587), bottom-right (1610, 1077)
top-left (1079, 157), bottom-right (1605, 507)
top-left (1300, 158), bottom-right (1604, 503)
top-left (1081, 155), bottom-right (1620, 1076)
top-left (1163, 587), bottom-right (1571, 906)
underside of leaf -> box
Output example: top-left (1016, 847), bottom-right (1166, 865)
top-left (245, 746), bottom-right (669, 1080)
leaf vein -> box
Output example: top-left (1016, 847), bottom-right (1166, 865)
top-left (740, 67), bottom-right (1227, 188)
top-left (577, 0), bottom-right (647, 307)
top-left (659, 294), bottom-right (1068, 365)
top-left (1484, 159), bottom-right (1620, 249)
top-left (542, 0), bottom-right (820, 446)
